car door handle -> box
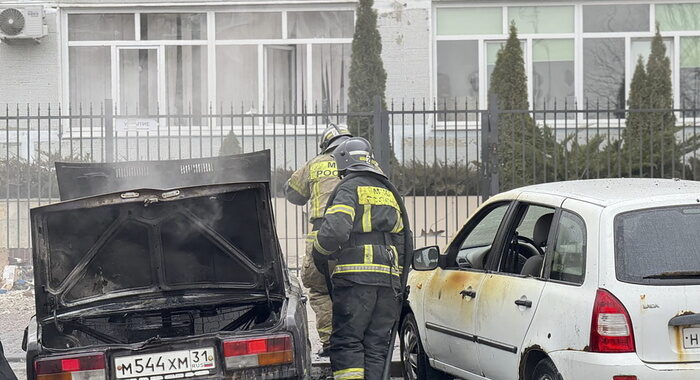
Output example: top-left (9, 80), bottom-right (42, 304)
top-left (460, 289), bottom-right (477, 299)
top-left (515, 299), bottom-right (533, 308)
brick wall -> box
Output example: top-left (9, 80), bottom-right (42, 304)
top-left (376, 0), bottom-right (432, 101)
top-left (0, 6), bottom-right (61, 105)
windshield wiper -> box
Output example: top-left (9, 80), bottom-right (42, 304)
top-left (643, 271), bottom-right (700, 279)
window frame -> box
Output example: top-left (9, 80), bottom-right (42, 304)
top-left (543, 208), bottom-right (587, 286)
top-left (61, 5), bottom-right (354, 121)
top-left (486, 201), bottom-right (558, 277)
top-left (445, 200), bottom-right (515, 272)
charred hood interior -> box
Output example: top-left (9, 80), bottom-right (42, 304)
top-left (31, 183), bottom-right (286, 326)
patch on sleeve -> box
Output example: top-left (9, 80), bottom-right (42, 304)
top-left (309, 160), bottom-right (338, 180)
top-left (357, 186), bottom-right (399, 210)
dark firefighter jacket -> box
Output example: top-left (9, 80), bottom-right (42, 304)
top-left (311, 173), bottom-right (407, 288)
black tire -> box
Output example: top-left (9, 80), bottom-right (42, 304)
top-left (400, 313), bottom-right (451, 380)
top-left (532, 358), bottom-right (563, 380)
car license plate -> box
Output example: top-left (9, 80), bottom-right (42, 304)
top-left (114, 347), bottom-right (216, 379)
top-left (683, 327), bottom-right (700, 349)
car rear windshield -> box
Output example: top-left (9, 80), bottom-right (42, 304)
top-left (615, 205), bottom-right (700, 285)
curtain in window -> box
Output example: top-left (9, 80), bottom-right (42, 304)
top-left (69, 47), bottom-right (111, 109)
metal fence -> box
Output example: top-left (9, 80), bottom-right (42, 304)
top-left (2, 99), bottom-right (700, 273)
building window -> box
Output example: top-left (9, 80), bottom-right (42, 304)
top-left (165, 46), bottom-right (208, 115)
top-left (216, 46), bottom-right (259, 112)
top-left (436, 7), bottom-right (502, 35)
top-left (508, 6), bottom-right (574, 34)
top-left (141, 13), bottom-right (207, 40)
top-left (312, 44), bottom-right (351, 112)
top-left (582, 4), bottom-right (650, 33)
top-left (681, 37), bottom-right (700, 107)
top-left (69, 47), bottom-right (111, 108)
top-left (66, 9), bottom-right (354, 117)
top-left (437, 41), bottom-right (478, 107)
top-left (629, 37), bottom-right (674, 74)
top-left (287, 11), bottom-right (354, 38)
top-left (68, 14), bottom-right (135, 41)
top-left (119, 48), bottom-right (158, 115)
top-left (583, 38), bottom-right (625, 111)
top-left (434, 3), bottom-right (700, 114)
top-left (265, 45), bottom-right (298, 112)
top-left (215, 12), bottom-right (282, 40)
top-left (656, 3), bottom-right (700, 32)
top-left (533, 39), bottom-right (575, 109)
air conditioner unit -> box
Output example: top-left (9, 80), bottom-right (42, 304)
top-left (0, 6), bottom-right (47, 41)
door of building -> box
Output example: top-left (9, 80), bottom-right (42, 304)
top-left (264, 45), bottom-right (297, 115)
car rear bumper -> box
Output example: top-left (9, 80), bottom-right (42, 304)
top-left (550, 351), bottom-right (700, 380)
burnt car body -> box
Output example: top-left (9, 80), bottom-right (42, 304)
top-left (24, 151), bottom-right (312, 380)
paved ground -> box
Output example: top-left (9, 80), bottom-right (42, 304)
top-left (1, 290), bottom-right (33, 380)
top-left (0, 283), bottom-right (403, 380)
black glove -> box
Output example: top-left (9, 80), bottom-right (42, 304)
top-left (313, 248), bottom-right (330, 276)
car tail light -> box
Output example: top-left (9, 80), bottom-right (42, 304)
top-left (222, 334), bottom-right (294, 370)
top-left (613, 376), bottom-right (637, 380)
top-left (590, 289), bottom-right (636, 353)
top-left (34, 353), bottom-right (106, 380)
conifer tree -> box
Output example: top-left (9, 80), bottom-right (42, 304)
top-left (219, 130), bottom-right (242, 156)
top-left (645, 25), bottom-right (677, 176)
top-left (347, 0), bottom-right (387, 140)
top-left (621, 25), bottom-right (696, 177)
top-left (621, 57), bottom-right (649, 175)
top-left (489, 23), bottom-right (554, 190)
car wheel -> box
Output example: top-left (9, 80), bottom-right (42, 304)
top-left (400, 313), bottom-right (450, 380)
top-left (532, 358), bottom-right (562, 380)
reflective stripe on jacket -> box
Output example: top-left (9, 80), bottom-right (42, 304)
top-left (284, 153), bottom-right (341, 222)
top-left (312, 173), bottom-right (407, 288)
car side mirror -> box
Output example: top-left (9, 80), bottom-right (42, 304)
top-left (412, 246), bottom-right (440, 271)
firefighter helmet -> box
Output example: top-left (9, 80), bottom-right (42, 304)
top-left (319, 123), bottom-right (352, 153)
top-left (332, 137), bottom-right (385, 178)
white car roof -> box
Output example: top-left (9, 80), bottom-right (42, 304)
top-left (516, 178), bottom-right (700, 207)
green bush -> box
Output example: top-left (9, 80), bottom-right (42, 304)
top-left (391, 161), bottom-right (480, 196)
top-left (0, 151), bottom-right (92, 199)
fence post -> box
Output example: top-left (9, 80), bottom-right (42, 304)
top-left (372, 95), bottom-right (391, 177)
top-left (105, 99), bottom-right (114, 163)
top-left (481, 93), bottom-right (500, 199)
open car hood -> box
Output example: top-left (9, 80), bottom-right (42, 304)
top-left (55, 151), bottom-right (271, 201)
top-left (31, 152), bottom-right (287, 321)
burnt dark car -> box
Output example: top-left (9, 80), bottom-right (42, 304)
top-left (24, 151), bottom-right (311, 380)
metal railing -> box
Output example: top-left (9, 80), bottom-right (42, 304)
top-left (2, 99), bottom-right (700, 272)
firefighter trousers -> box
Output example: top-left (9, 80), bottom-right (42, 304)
top-left (301, 234), bottom-right (333, 347)
top-left (330, 283), bottom-right (401, 380)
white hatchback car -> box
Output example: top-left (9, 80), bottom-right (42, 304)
top-left (401, 179), bottom-right (700, 380)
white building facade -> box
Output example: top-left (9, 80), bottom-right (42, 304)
top-left (0, 0), bottom-right (699, 113)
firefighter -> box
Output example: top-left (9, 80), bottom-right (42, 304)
top-left (312, 137), bottom-right (410, 380)
top-left (284, 123), bottom-right (352, 357)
